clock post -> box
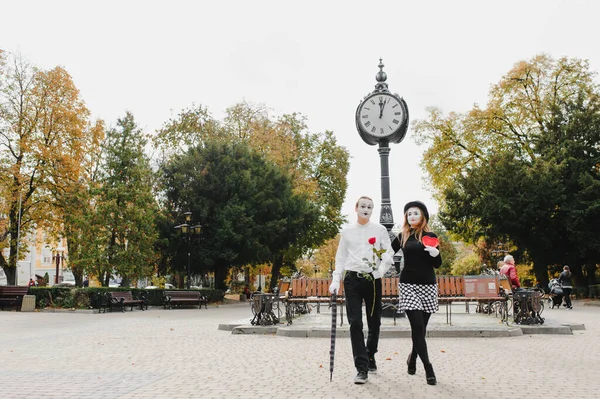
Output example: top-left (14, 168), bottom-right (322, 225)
top-left (378, 141), bottom-right (394, 231)
top-left (356, 59), bottom-right (409, 236)
top-left (356, 59), bottom-right (409, 318)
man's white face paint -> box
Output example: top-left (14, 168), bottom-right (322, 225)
top-left (407, 207), bottom-right (422, 227)
top-left (356, 199), bottom-right (374, 222)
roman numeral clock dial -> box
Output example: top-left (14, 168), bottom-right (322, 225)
top-left (356, 91), bottom-right (408, 146)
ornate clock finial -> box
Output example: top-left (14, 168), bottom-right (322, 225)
top-left (374, 58), bottom-right (389, 92)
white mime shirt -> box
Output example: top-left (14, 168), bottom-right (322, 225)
top-left (332, 220), bottom-right (395, 282)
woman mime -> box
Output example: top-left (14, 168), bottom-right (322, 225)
top-left (392, 201), bottom-right (442, 385)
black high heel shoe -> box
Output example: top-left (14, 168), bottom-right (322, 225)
top-left (424, 363), bottom-right (436, 385)
top-left (406, 353), bottom-right (416, 375)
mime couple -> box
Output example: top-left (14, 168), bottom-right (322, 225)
top-left (329, 196), bottom-right (441, 385)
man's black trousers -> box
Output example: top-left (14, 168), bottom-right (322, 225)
top-left (344, 272), bottom-right (382, 372)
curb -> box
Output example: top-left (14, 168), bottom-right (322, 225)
top-left (39, 308), bottom-right (97, 314)
top-left (519, 325), bottom-right (573, 334)
top-left (582, 301), bottom-right (600, 307)
top-left (222, 324), bottom-right (571, 338)
top-left (231, 325), bottom-right (278, 335)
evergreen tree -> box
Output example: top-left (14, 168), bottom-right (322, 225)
top-left (82, 112), bottom-right (158, 286)
top-left (161, 140), bottom-right (317, 290)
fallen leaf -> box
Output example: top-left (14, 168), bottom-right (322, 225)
top-left (385, 357), bottom-right (392, 361)
top-left (440, 350), bottom-right (446, 353)
top-left (394, 351), bottom-right (398, 355)
top-left (132, 363), bottom-right (135, 365)
top-left (481, 377), bottom-right (485, 379)
top-left (319, 364), bottom-right (323, 368)
top-left (170, 328), bottom-right (174, 331)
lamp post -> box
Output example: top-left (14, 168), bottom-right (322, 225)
top-left (257, 267), bottom-right (262, 292)
top-left (52, 248), bottom-right (65, 284)
top-left (491, 241), bottom-right (509, 270)
top-left (175, 211), bottom-right (202, 289)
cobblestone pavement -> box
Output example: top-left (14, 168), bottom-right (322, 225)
top-left (1, 300), bottom-right (599, 399)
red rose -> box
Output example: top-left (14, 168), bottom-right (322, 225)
top-left (368, 237), bottom-right (376, 245)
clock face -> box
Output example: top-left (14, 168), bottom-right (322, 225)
top-left (358, 93), bottom-right (404, 138)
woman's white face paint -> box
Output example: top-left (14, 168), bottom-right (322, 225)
top-left (356, 199), bottom-right (374, 222)
top-left (407, 207), bottom-right (422, 227)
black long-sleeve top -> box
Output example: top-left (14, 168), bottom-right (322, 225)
top-left (391, 232), bottom-right (442, 285)
top-left (558, 271), bottom-right (572, 288)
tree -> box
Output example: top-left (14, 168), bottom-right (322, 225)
top-left (313, 235), bottom-right (341, 277)
top-left (415, 54), bottom-right (600, 286)
top-left (451, 253), bottom-right (481, 276)
top-left (161, 140), bottom-right (317, 290)
top-left (79, 113), bottom-right (159, 286)
top-left (0, 50), bottom-right (102, 285)
top-left (429, 215), bottom-right (458, 275)
top-left (222, 103), bottom-right (349, 290)
top-left (153, 101), bottom-right (350, 290)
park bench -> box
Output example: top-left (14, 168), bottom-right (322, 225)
top-left (163, 290), bottom-right (207, 309)
top-left (437, 275), bottom-right (508, 325)
top-left (107, 291), bottom-right (148, 312)
top-left (282, 277), bottom-right (343, 325)
top-left (0, 286), bottom-right (29, 311)
top-left (283, 275), bottom-right (508, 326)
top-left (282, 276), bottom-right (402, 326)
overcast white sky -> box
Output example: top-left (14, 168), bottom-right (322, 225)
top-left (2, 0), bottom-right (599, 227)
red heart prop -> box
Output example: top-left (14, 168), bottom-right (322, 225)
top-left (422, 236), bottom-right (439, 248)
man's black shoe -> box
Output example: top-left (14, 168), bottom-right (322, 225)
top-left (368, 357), bottom-right (377, 373)
top-left (354, 371), bottom-right (368, 384)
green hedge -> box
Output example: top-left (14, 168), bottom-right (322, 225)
top-left (588, 284), bottom-right (600, 299)
top-left (571, 285), bottom-right (600, 299)
top-left (28, 287), bottom-right (224, 309)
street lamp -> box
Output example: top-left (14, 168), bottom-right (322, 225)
top-left (52, 247), bottom-right (65, 284)
top-left (491, 241), bottom-right (509, 270)
top-left (175, 211), bottom-right (201, 289)
top-left (257, 267), bottom-right (262, 292)
top-left (491, 241), bottom-right (509, 259)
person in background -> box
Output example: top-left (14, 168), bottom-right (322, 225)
top-left (328, 196), bottom-right (394, 385)
top-left (499, 255), bottom-right (520, 289)
top-left (391, 200), bottom-right (442, 386)
top-left (558, 265), bottom-right (573, 309)
top-left (28, 278), bottom-right (36, 287)
top-left (497, 260), bottom-right (505, 273)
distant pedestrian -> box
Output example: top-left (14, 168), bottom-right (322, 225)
top-left (83, 278), bottom-right (89, 287)
top-left (28, 278), bottom-right (36, 287)
top-left (558, 265), bottom-right (573, 309)
top-left (391, 200), bottom-right (442, 386)
top-left (496, 260), bottom-right (505, 273)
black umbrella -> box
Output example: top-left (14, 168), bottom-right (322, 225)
top-left (329, 290), bottom-right (337, 382)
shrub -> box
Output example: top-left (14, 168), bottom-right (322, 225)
top-left (29, 286), bottom-right (225, 309)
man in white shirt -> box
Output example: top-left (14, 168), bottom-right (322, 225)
top-left (329, 196), bottom-right (394, 384)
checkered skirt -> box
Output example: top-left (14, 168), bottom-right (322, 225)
top-left (399, 282), bottom-right (439, 313)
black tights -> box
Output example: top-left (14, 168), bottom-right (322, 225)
top-left (406, 310), bottom-right (432, 365)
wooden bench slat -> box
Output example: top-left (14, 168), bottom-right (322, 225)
top-left (283, 274), bottom-right (508, 327)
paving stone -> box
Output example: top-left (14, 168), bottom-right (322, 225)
top-left (0, 300), bottom-right (598, 398)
